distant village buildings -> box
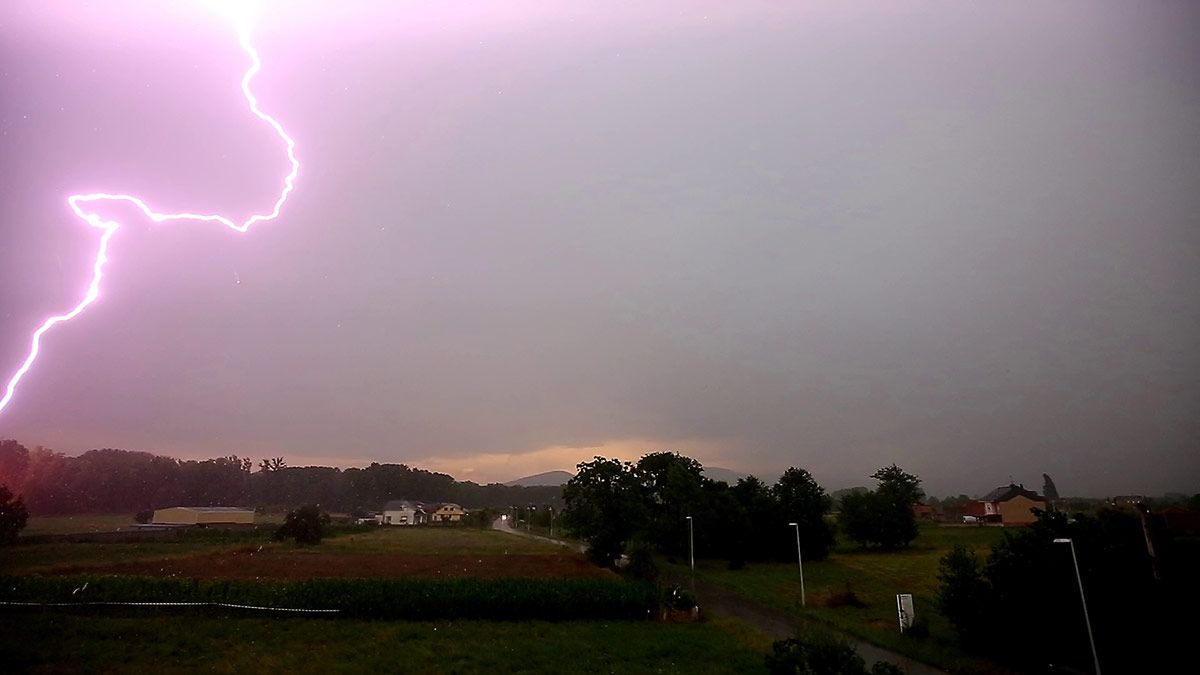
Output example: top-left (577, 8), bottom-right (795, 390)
top-left (381, 500), bottom-right (466, 525)
top-left (963, 484), bottom-right (1046, 526)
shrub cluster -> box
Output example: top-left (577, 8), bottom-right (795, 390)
top-left (273, 505), bottom-right (330, 545)
top-left (765, 635), bottom-right (904, 675)
top-left (0, 575), bottom-right (656, 621)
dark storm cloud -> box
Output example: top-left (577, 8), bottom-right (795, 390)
top-left (1, 1), bottom-right (1197, 495)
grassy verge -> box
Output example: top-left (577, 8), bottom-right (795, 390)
top-left (682, 525), bottom-right (1012, 674)
top-left (0, 614), bottom-right (767, 673)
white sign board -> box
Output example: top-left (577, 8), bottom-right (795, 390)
top-left (896, 594), bottom-right (915, 632)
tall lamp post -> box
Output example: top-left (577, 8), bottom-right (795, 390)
top-left (528, 505), bottom-right (535, 532)
top-left (547, 506), bottom-right (555, 538)
top-left (686, 515), bottom-right (695, 595)
top-left (788, 522), bottom-right (806, 607)
top-left (1054, 538), bottom-right (1101, 675)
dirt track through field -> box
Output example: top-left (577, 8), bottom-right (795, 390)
top-left (47, 549), bottom-right (615, 581)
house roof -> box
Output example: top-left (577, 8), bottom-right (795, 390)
top-left (982, 484), bottom-right (1045, 503)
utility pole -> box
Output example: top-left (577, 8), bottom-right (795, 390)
top-left (788, 522), bottom-right (806, 607)
top-left (686, 515), bottom-right (695, 596)
top-left (1055, 539), bottom-right (1101, 675)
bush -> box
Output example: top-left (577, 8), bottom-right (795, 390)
top-left (273, 505), bottom-right (330, 545)
top-left (765, 636), bottom-right (866, 675)
top-left (824, 584), bottom-right (867, 609)
top-left (936, 545), bottom-right (988, 645)
top-left (904, 614), bottom-right (929, 640)
top-left (765, 635), bottom-right (906, 675)
top-left (624, 540), bottom-right (659, 582)
top-left (458, 508), bottom-right (496, 529)
top-left (0, 575), bottom-right (658, 621)
top-left (662, 585), bottom-right (696, 611)
top-left (134, 510), bottom-right (153, 524)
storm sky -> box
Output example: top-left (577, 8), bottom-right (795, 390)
top-left (1, 1), bottom-right (1197, 496)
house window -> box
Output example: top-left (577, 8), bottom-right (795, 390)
top-left (399, 516), bottom-right (408, 523)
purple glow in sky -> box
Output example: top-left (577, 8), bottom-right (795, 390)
top-left (1, 1), bottom-right (1197, 495)
top-left (0, 7), bottom-right (298, 414)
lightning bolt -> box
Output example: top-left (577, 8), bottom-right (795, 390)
top-left (0, 13), bottom-right (298, 415)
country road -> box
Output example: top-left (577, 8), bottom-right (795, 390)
top-left (491, 516), bottom-right (586, 553)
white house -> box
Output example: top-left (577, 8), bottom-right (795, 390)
top-left (382, 500), bottom-right (427, 525)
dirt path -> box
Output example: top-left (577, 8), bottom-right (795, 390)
top-left (693, 577), bottom-right (946, 675)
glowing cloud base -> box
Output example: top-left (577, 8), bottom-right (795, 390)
top-left (0, 16), bottom-right (298, 415)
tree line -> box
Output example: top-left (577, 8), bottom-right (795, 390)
top-left (0, 439), bottom-right (561, 515)
top-left (561, 451), bottom-right (924, 567)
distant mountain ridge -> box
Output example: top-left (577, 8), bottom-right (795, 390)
top-left (504, 470), bottom-right (575, 487)
top-left (703, 466), bottom-right (750, 484)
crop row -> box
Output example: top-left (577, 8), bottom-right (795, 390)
top-left (0, 575), bottom-right (657, 621)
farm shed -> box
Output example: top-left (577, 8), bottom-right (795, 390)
top-left (152, 506), bottom-right (255, 525)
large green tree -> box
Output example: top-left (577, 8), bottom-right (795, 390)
top-left (775, 467), bottom-right (836, 560)
top-left (561, 457), bottom-right (644, 564)
top-left (0, 484), bottom-right (29, 545)
top-left (839, 465), bottom-right (923, 550)
top-left (730, 476), bottom-right (779, 560)
top-left (1042, 473), bottom-right (1059, 510)
top-left (634, 452), bottom-right (708, 556)
top-left (0, 439), bottom-right (30, 489)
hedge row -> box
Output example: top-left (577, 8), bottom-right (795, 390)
top-left (0, 576), bottom-right (656, 621)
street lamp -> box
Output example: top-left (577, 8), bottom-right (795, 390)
top-left (685, 515), bottom-right (695, 595)
top-left (1054, 538), bottom-right (1101, 675)
top-left (528, 505), bottom-right (535, 532)
top-left (788, 522), bottom-right (806, 607)
top-left (547, 506), bottom-right (555, 538)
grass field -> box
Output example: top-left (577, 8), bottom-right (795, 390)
top-left (21, 513), bottom-right (138, 535)
top-left (1, 522), bottom-right (775, 671)
top-left (2, 525), bottom-right (596, 580)
top-left (0, 614), bottom-right (767, 674)
top-left (321, 526), bottom-right (559, 555)
top-left (676, 524), bottom-right (1012, 675)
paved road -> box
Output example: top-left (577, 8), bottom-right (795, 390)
top-left (491, 519), bottom-right (944, 674)
top-left (491, 517), bottom-right (586, 553)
